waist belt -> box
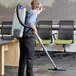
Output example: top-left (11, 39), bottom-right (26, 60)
top-left (23, 33), bottom-right (35, 38)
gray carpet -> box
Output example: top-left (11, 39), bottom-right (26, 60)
top-left (4, 55), bottom-right (76, 76)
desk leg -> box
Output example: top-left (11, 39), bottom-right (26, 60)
top-left (0, 46), bottom-right (4, 75)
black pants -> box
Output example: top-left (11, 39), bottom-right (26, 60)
top-left (18, 37), bottom-right (35, 76)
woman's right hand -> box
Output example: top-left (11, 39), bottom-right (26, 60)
top-left (32, 29), bottom-right (37, 34)
top-left (31, 25), bottom-right (37, 34)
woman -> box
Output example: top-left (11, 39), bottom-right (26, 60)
top-left (18, 0), bottom-right (43, 76)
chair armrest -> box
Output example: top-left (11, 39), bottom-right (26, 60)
top-left (72, 34), bottom-right (76, 44)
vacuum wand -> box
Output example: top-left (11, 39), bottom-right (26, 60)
top-left (35, 33), bottom-right (57, 69)
top-left (35, 33), bottom-right (65, 71)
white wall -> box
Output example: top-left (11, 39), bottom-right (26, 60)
top-left (0, 0), bottom-right (76, 24)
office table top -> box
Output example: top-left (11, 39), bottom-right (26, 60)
top-left (0, 37), bottom-right (12, 46)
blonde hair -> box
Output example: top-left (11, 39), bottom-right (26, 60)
top-left (31, 0), bottom-right (42, 10)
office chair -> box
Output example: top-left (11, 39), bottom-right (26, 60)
top-left (1, 21), bottom-right (14, 40)
top-left (35, 21), bottom-right (52, 57)
top-left (54, 20), bottom-right (74, 57)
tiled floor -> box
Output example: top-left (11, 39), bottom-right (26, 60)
top-left (4, 54), bottom-right (76, 76)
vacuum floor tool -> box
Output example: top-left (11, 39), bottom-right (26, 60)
top-left (36, 33), bottom-right (65, 71)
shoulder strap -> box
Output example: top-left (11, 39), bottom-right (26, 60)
top-left (23, 11), bottom-right (32, 34)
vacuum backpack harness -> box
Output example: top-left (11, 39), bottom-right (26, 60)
top-left (12, 4), bottom-right (65, 71)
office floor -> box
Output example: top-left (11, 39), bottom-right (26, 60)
top-left (5, 54), bottom-right (76, 76)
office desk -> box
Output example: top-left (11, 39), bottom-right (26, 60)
top-left (0, 38), bottom-right (20, 75)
